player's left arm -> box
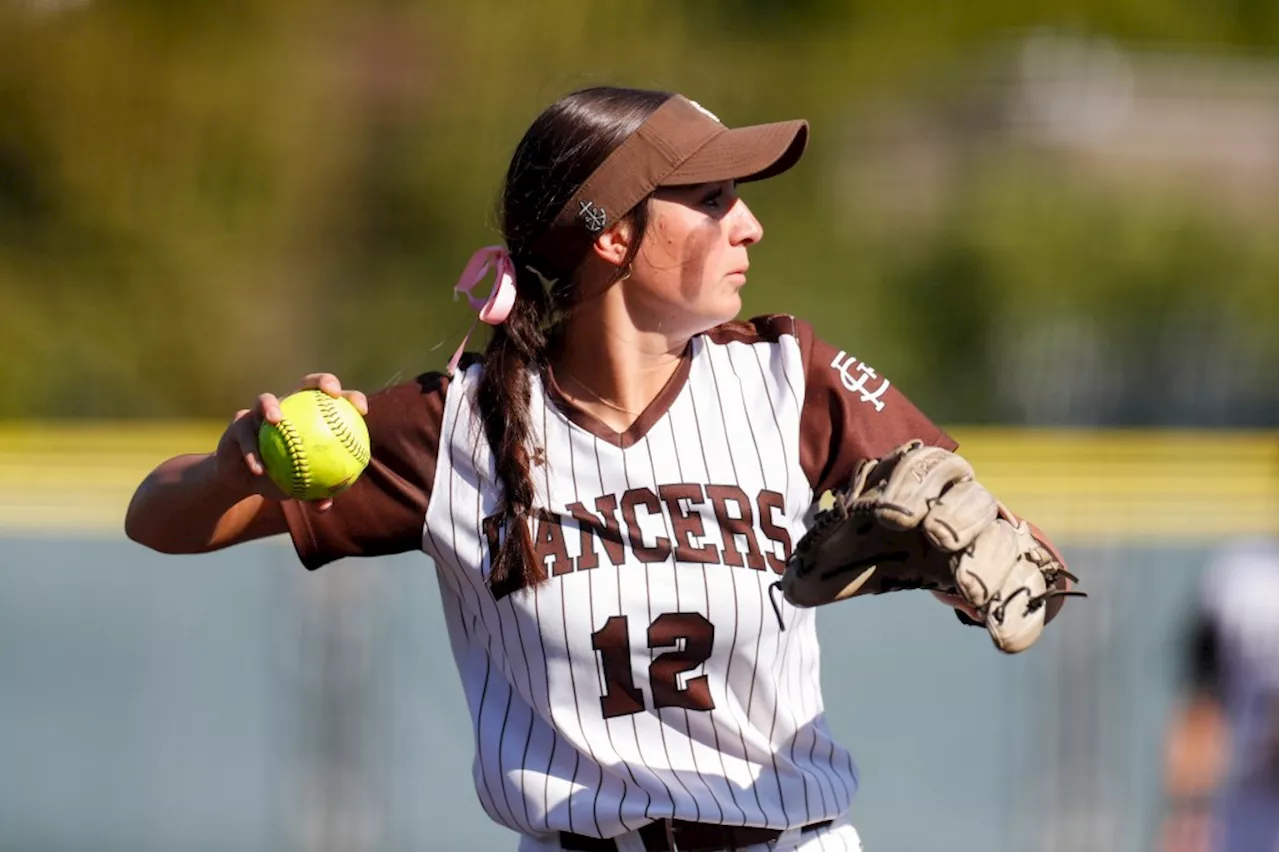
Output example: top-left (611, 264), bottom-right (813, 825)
top-left (794, 319), bottom-right (957, 499)
top-left (792, 316), bottom-right (1079, 628)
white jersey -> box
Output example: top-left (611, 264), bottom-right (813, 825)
top-left (282, 315), bottom-right (954, 841)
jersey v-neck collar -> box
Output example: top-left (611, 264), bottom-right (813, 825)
top-left (541, 341), bottom-right (695, 449)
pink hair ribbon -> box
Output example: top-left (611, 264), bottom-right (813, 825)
top-left (448, 245), bottom-right (517, 375)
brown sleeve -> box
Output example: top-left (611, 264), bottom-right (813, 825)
top-left (796, 319), bottom-right (957, 496)
top-left (281, 372), bottom-right (449, 571)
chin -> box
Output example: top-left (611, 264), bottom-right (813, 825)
top-left (719, 293), bottom-right (744, 321)
top-left (676, 294), bottom-right (743, 337)
top-left (701, 298), bottom-right (740, 327)
top-left (679, 308), bottom-right (738, 339)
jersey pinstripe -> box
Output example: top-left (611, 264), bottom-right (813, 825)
top-left (282, 314), bottom-right (956, 841)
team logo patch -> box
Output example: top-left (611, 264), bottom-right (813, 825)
top-left (578, 200), bottom-right (608, 232)
top-left (830, 351), bottom-right (890, 412)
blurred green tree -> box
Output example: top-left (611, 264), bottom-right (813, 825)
top-left (0, 0), bottom-right (1273, 424)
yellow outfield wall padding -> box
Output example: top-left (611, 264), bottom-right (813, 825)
top-left (0, 424), bottom-right (1275, 542)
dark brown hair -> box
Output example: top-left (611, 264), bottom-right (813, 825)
top-left (478, 86), bottom-right (670, 596)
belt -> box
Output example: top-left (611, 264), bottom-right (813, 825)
top-left (560, 818), bottom-right (833, 852)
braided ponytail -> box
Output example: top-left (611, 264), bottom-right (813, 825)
top-left (476, 86), bottom-right (669, 595)
top-left (475, 270), bottom-right (550, 596)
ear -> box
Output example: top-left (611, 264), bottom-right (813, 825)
top-left (588, 219), bottom-right (633, 269)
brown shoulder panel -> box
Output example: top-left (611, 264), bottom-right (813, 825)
top-left (282, 371), bottom-right (452, 570)
top-left (796, 319), bottom-right (957, 496)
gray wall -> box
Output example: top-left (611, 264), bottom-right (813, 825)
top-left (0, 537), bottom-right (1207, 852)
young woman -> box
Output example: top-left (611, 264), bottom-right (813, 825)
top-left (126, 87), bottom-right (1070, 851)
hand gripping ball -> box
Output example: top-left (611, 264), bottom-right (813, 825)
top-left (258, 390), bottom-right (371, 501)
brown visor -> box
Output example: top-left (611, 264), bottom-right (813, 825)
top-left (531, 94), bottom-right (808, 272)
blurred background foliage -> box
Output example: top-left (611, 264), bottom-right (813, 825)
top-left (0, 0), bottom-right (1274, 424)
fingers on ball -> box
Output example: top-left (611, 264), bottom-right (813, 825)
top-left (232, 420), bottom-right (265, 474)
top-left (257, 393), bottom-right (282, 424)
top-left (301, 373), bottom-right (344, 398)
top-left (343, 390), bottom-right (369, 416)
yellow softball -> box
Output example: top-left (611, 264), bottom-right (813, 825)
top-left (258, 390), bottom-right (371, 501)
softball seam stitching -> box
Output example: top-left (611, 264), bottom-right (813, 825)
top-left (318, 396), bottom-right (371, 469)
top-left (274, 418), bottom-right (310, 498)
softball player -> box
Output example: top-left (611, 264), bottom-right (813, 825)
top-left (127, 87), bottom-right (1069, 851)
top-left (1159, 540), bottom-right (1278, 852)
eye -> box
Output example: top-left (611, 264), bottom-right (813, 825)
top-left (701, 185), bottom-right (726, 210)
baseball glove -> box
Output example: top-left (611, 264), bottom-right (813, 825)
top-left (781, 440), bottom-right (1082, 653)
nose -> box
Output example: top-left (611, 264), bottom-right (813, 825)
top-left (730, 199), bottom-right (764, 246)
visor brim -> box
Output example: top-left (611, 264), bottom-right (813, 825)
top-left (662, 119), bottom-right (809, 187)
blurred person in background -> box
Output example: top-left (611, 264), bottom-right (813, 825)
top-left (1158, 538), bottom-right (1278, 852)
top-left (124, 86), bottom-right (1076, 852)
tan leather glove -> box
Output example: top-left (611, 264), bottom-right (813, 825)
top-left (781, 440), bottom-right (1082, 653)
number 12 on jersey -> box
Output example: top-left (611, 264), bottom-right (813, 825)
top-left (590, 613), bottom-right (717, 719)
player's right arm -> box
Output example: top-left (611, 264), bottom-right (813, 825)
top-left (123, 450), bottom-right (287, 555)
top-left (124, 374), bottom-right (366, 554)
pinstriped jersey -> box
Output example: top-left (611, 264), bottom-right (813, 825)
top-left (282, 314), bottom-right (955, 840)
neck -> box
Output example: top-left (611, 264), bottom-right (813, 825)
top-left (550, 292), bottom-right (691, 431)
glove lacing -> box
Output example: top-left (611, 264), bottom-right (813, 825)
top-left (976, 565), bottom-right (1086, 626)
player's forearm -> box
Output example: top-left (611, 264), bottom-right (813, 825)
top-left (124, 453), bottom-right (278, 553)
